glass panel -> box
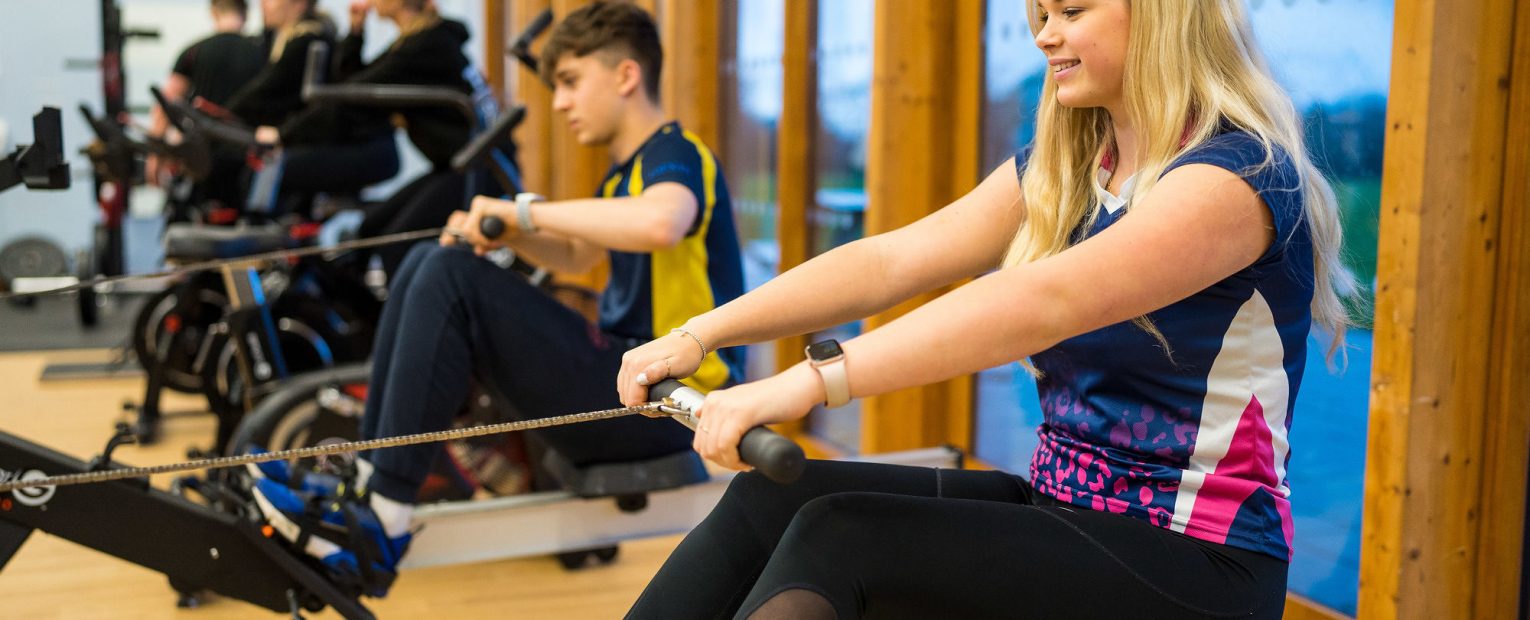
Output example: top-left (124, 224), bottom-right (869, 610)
top-left (973, 0), bottom-right (1046, 474)
top-left (973, 1), bottom-right (1391, 614)
top-left (720, 0), bottom-right (785, 381)
top-left (1253, 2), bottom-right (1390, 614)
top-left (978, 0), bottom-right (1047, 174)
top-left (806, 0), bottom-right (874, 453)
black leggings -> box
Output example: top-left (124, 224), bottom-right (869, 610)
top-left (629, 461), bottom-right (1288, 620)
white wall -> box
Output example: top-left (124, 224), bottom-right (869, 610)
top-left (0, 0), bottom-right (105, 260)
top-left (0, 0), bottom-right (490, 264)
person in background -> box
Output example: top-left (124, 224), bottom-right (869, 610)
top-left (145, 0), bottom-right (264, 212)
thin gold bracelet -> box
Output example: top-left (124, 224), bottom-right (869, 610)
top-left (670, 327), bottom-right (709, 358)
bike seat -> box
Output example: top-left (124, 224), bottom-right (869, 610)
top-left (163, 223), bottom-right (292, 262)
top-left (540, 447), bottom-right (709, 499)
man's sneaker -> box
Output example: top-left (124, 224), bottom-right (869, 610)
top-left (252, 478), bottom-right (411, 598)
top-left (244, 446), bottom-right (351, 498)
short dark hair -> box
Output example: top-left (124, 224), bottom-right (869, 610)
top-left (539, 2), bottom-right (663, 102)
top-left (211, 0), bottom-right (247, 16)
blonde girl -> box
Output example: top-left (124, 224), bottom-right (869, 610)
top-left (619, 1), bottom-right (1351, 618)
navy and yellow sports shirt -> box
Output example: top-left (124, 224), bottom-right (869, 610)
top-left (597, 122), bottom-right (745, 391)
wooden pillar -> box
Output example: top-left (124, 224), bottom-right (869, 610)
top-left (858, 0), bottom-right (983, 454)
top-left (771, 0), bottom-right (817, 435)
top-left (656, 0), bottom-right (721, 147)
top-left (483, 0), bottom-right (506, 95)
top-left (1358, 0), bottom-right (1527, 617)
top-left (1471, 1), bottom-right (1530, 616)
top-left (509, 0), bottom-right (555, 197)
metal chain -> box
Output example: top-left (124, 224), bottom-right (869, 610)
top-left (0, 402), bottom-right (665, 492)
top-left (0, 227), bottom-right (456, 301)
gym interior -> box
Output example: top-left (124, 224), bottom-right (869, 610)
top-left (0, 0), bottom-right (1526, 618)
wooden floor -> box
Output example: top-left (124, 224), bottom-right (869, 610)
top-left (0, 349), bottom-right (683, 619)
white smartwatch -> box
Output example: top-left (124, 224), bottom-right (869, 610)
top-left (514, 192), bottom-right (544, 234)
top-left (805, 339), bottom-right (850, 408)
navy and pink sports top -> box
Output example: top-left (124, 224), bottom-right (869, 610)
top-left (1018, 130), bottom-right (1314, 560)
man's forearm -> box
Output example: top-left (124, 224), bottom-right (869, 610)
top-left (505, 231), bottom-right (603, 274)
top-left (528, 196), bottom-right (688, 253)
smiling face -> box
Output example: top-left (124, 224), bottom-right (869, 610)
top-left (549, 52), bottom-right (642, 146)
top-left (1032, 0), bottom-right (1131, 112)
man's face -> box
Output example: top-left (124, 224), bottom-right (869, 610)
top-left (549, 53), bottom-right (629, 146)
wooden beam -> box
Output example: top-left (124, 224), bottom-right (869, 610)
top-left (945, 0), bottom-right (984, 454)
top-left (1358, 0), bottom-right (1522, 617)
top-left (510, 0), bottom-right (555, 197)
top-left (483, 0), bottom-right (506, 96)
top-left (858, 0), bottom-right (984, 454)
top-left (1472, 1), bottom-right (1530, 617)
top-left (1285, 593), bottom-right (1351, 620)
top-left (656, 0), bottom-right (721, 147)
top-left (772, 0), bottom-right (816, 437)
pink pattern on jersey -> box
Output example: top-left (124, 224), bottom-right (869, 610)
top-left (1183, 395), bottom-right (1293, 551)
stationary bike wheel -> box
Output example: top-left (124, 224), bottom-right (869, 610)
top-left (200, 310), bottom-right (344, 420)
top-left (225, 363), bottom-right (370, 483)
top-left (132, 277), bottom-right (227, 393)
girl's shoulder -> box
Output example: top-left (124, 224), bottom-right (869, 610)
top-left (1168, 130), bottom-right (1296, 182)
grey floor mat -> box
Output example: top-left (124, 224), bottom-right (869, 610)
top-left (0, 293), bottom-right (144, 352)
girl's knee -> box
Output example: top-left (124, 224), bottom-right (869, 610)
top-left (780, 493), bottom-right (888, 549)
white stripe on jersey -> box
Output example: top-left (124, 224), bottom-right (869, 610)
top-left (1170, 289), bottom-right (1292, 533)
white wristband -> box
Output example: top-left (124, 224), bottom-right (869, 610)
top-left (514, 192), bottom-right (544, 234)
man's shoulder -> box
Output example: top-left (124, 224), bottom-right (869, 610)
top-left (640, 124), bottom-right (716, 170)
top-left (197, 32), bottom-right (259, 56)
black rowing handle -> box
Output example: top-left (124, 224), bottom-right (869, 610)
top-left (647, 378), bottom-right (806, 484)
top-left (480, 215), bottom-right (507, 240)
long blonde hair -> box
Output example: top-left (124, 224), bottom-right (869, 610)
top-left (1006, 0), bottom-right (1356, 360)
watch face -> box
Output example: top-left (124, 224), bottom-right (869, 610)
top-left (806, 339), bottom-right (843, 361)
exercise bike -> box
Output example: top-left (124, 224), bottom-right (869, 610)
top-left (120, 31), bottom-right (547, 455)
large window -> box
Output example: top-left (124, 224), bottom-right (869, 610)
top-left (973, 1), bottom-right (1391, 614)
top-left (805, 0), bottom-right (874, 453)
top-left (1253, 3), bottom-right (1389, 613)
top-left (720, 0), bottom-right (785, 381)
top-left (972, 0), bottom-right (1048, 476)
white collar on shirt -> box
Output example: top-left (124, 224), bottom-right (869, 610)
top-left (1095, 167), bottom-right (1138, 215)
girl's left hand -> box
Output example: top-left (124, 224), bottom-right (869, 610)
top-left (693, 365), bottom-right (823, 471)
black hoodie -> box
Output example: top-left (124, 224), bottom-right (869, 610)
top-left (279, 18), bottom-right (481, 169)
top-left (225, 16), bottom-right (337, 128)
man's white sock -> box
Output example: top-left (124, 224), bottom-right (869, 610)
top-left (369, 492), bottom-right (414, 538)
top-left (355, 458), bottom-right (374, 492)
